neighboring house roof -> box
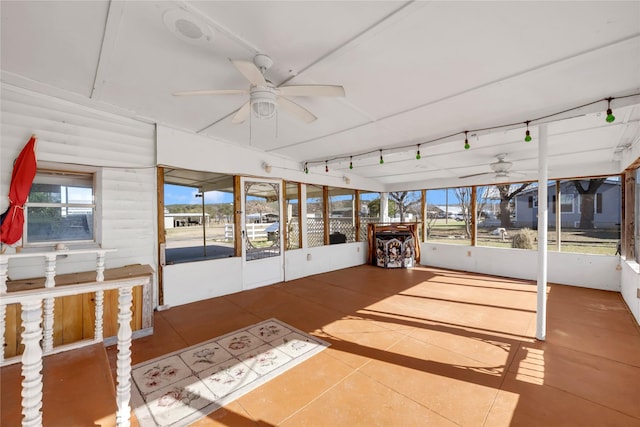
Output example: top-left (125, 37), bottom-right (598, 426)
top-left (517, 178), bottom-right (620, 196)
top-left (434, 206), bottom-right (463, 214)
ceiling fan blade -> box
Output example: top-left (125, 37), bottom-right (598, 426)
top-left (173, 89), bottom-right (248, 96)
top-left (459, 172), bottom-right (493, 179)
top-left (278, 85), bottom-right (345, 97)
top-left (278, 97), bottom-right (317, 123)
top-left (230, 58), bottom-right (266, 86)
top-left (231, 101), bottom-right (251, 124)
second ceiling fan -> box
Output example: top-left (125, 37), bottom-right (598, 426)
top-left (173, 53), bottom-right (345, 124)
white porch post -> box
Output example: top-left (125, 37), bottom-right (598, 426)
top-left (537, 123), bottom-right (549, 341)
top-left (300, 184), bottom-right (308, 248)
top-left (115, 286), bottom-right (133, 427)
top-left (21, 299), bottom-right (43, 427)
top-left (380, 192), bottom-right (389, 223)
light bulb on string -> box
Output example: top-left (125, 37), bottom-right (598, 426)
top-left (304, 162), bottom-right (309, 174)
top-left (464, 132), bottom-right (470, 150)
top-left (416, 145), bottom-right (421, 160)
top-left (325, 161), bottom-right (329, 173)
top-left (379, 150), bottom-right (384, 164)
top-left (606, 98), bottom-right (615, 123)
top-left (349, 156), bottom-right (353, 170)
top-left (524, 121), bottom-right (532, 142)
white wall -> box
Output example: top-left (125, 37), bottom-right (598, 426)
top-left (156, 125), bottom-right (384, 193)
top-left (421, 243), bottom-right (621, 291)
top-left (1, 84), bottom-right (157, 282)
top-left (285, 243), bottom-right (368, 281)
top-left (163, 257), bottom-right (242, 307)
top-left (620, 261), bottom-right (640, 325)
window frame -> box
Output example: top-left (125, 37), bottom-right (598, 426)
top-left (24, 168), bottom-right (97, 247)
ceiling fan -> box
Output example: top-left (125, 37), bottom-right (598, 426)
top-left (173, 53), bottom-right (345, 124)
top-left (459, 154), bottom-right (522, 180)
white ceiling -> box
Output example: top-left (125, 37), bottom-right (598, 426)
top-left (2, 1), bottom-right (640, 190)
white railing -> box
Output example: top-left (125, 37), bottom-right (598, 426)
top-left (225, 222), bottom-right (275, 240)
top-left (0, 249), bottom-right (150, 427)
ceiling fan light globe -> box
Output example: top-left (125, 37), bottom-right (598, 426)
top-left (252, 100), bottom-right (276, 119)
top-left (250, 88), bottom-right (277, 119)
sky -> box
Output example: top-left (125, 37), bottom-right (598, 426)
top-left (164, 184), bottom-right (458, 206)
top-left (164, 184), bottom-right (233, 205)
top-left (164, 184), bottom-right (563, 206)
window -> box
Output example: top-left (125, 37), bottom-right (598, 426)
top-left (560, 193), bottom-right (575, 213)
top-left (162, 169), bottom-right (235, 263)
top-left (306, 184), bottom-right (324, 247)
top-left (359, 191), bottom-right (380, 241)
top-left (477, 182), bottom-right (545, 249)
top-left (26, 170), bottom-right (95, 245)
top-left (425, 187), bottom-right (471, 245)
top-left (559, 177), bottom-right (620, 255)
top-left (328, 187), bottom-right (356, 243)
top-left (284, 182), bottom-right (300, 250)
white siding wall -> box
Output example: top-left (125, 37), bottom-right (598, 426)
top-left (420, 242), bottom-right (621, 291)
top-left (1, 84), bottom-right (157, 281)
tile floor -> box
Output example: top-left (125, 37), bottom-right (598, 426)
top-left (3, 265), bottom-right (640, 426)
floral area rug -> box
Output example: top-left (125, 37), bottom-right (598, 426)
top-left (131, 318), bottom-right (330, 427)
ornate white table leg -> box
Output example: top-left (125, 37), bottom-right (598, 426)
top-left (96, 250), bottom-right (106, 282)
top-left (42, 254), bottom-right (57, 353)
top-left (41, 298), bottom-right (54, 353)
top-left (21, 299), bottom-right (43, 427)
top-left (43, 254), bottom-right (56, 288)
top-left (94, 290), bottom-right (104, 341)
top-left (0, 256), bottom-right (8, 363)
top-left (115, 287), bottom-right (133, 427)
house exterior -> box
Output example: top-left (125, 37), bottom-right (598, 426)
top-left (514, 179), bottom-right (621, 229)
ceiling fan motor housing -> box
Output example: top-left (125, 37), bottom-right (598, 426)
top-left (490, 158), bottom-right (512, 173)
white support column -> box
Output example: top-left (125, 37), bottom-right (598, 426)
top-left (115, 286), bottom-right (133, 427)
top-left (300, 184), bottom-right (308, 248)
top-left (21, 299), bottom-right (43, 427)
top-left (0, 256), bottom-right (8, 363)
top-left (537, 123), bottom-right (549, 341)
top-left (380, 193), bottom-right (389, 223)
top-left (42, 254), bottom-right (57, 353)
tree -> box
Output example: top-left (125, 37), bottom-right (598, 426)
top-left (496, 184), bottom-right (530, 228)
top-left (388, 191), bottom-right (421, 222)
top-left (246, 199), bottom-right (274, 222)
top-left (454, 187), bottom-right (472, 238)
top-left (367, 198), bottom-right (396, 219)
top-left (573, 178), bottom-right (605, 229)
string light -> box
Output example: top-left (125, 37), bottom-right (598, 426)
top-left (524, 121), bottom-right (532, 142)
top-left (301, 93), bottom-right (638, 170)
top-left (606, 98), bottom-right (615, 123)
top-left (325, 160), bottom-right (329, 173)
top-left (304, 162), bottom-right (308, 174)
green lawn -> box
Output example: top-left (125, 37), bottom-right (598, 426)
top-left (427, 223), bottom-right (619, 256)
